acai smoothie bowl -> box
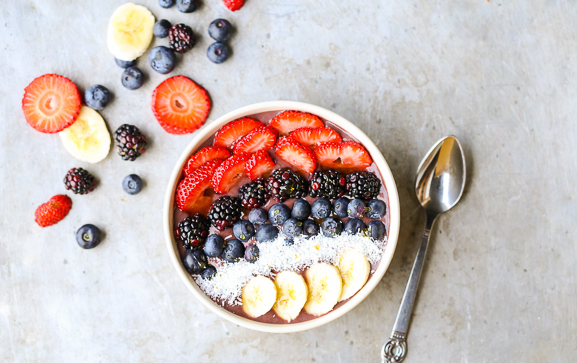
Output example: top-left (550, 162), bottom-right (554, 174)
top-left (163, 101), bottom-right (400, 333)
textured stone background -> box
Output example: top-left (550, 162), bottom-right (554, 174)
top-left (1, 0), bottom-right (576, 362)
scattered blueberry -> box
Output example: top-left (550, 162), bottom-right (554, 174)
top-left (115, 57), bottom-right (136, 69)
top-left (182, 249), bottom-right (208, 274)
top-left (291, 199), bottom-right (311, 221)
top-left (76, 224), bottom-right (102, 249)
top-left (201, 265), bottom-right (217, 279)
top-left (221, 239), bottom-right (245, 263)
top-left (207, 42), bottom-right (230, 64)
top-left (283, 218), bottom-right (303, 238)
top-left (203, 234), bottom-right (225, 257)
top-left (248, 208), bottom-right (268, 226)
top-left (121, 67), bottom-right (144, 90)
top-left (122, 174), bottom-right (143, 195)
top-left (347, 198), bottom-right (367, 219)
top-left (321, 217), bottom-right (343, 238)
top-left (176, 0), bottom-right (199, 13)
top-left (148, 46), bottom-right (176, 74)
top-left (244, 244), bottom-right (260, 263)
top-left (159, 0), bottom-right (176, 8)
top-left (311, 198), bottom-right (332, 219)
top-left (153, 19), bottom-right (172, 38)
top-left (84, 85), bottom-right (110, 110)
top-left (208, 19), bottom-right (232, 42)
top-left (368, 220), bottom-right (386, 241)
top-left (269, 203), bottom-right (291, 225)
top-left (366, 199), bottom-right (387, 219)
top-left (344, 218), bottom-right (367, 235)
top-left (233, 220), bottom-right (255, 242)
top-left (256, 224), bottom-right (279, 243)
top-left (303, 220), bottom-right (320, 238)
top-left (333, 197), bottom-right (350, 218)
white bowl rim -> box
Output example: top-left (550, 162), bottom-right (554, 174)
top-left (163, 101), bottom-right (400, 333)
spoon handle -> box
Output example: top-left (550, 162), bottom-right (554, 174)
top-left (381, 212), bottom-right (438, 363)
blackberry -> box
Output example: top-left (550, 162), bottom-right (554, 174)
top-left (169, 24), bottom-right (195, 53)
top-left (238, 179), bottom-right (269, 209)
top-left (177, 214), bottom-right (210, 250)
top-left (63, 168), bottom-right (96, 195)
top-left (207, 196), bottom-right (242, 230)
top-left (309, 170), bottom-right (346, 199)
top-left (266, 169), bottom-right (308, 202)
top-left (345, 171), bottom-right (381, 200)
top-left (115, 124), bottom-right (147, 161)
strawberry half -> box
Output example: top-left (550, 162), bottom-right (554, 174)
top-left (34, 194), bottom-right (72, 227)
top-left (184, 146), bottom-right (231, 176)
top-left (290, 127), bottom-right (343, 149)
top-left (314, 141), bottom-right (373, 172)
top-left (151, 76), bottom-right (211, 135)
top-left (223, 0), bottom-right (244, 11)
top-left (268, 111), bottom-right (324, 135)
top-left (274, 136), bottom-right (317, 174)
top-left (233, 126), bottom-right (278, 154)
top-left (22, 74), bottom-right (81, 134)
top-left (176, 159), bottom-right (222, 215)
top-left (211, 153), bottom-right (250, 194)
top-left (213, 117), bottom-right (264, 149)
top-left (245, 150), bottom-right (276, 180)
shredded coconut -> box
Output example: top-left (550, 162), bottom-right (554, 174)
top-left (194, 233), bottom-right (387, 306)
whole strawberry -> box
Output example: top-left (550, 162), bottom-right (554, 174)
top-left (223, 0), bottom-right (244, 11)
top-left (34, 195), bottom-right (72, 227)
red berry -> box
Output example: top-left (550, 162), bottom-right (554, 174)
top-left (245, 150), bottom-right (276, 180)
top-left (34, 195), bottom-right (72, 227)
top-left (274, 136), bottom-right (317, 174)
top-left (269, 111), bottom-right (324, 136)
top-left (223, 0), bottom-right (244, 11)
top-left (290, 127), bottom-right (343, 149)
top-left (211, 154), bottom-right (250, 194)
top-left (213, 117), bottom-right (264, 149)
top-left (314, 141), bottom-right (373, 172)
top-left (176, 160), bottom-right (222, 215)
top-left (184, 146), bottom-right (231, 176)
top-left (233, 126), bottom-right (278, 154)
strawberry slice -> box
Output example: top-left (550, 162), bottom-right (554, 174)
top-left (151, 76), bottom-right (211, 135)
top-left (268, 111), bottom-right (324, 135)
top-left (213, 117), bottom-right (264, 148)
top-left (22, 74), bottom-right (81, 134)
top-left (233, 126), bottom-right (278, 154)
top-left (290, 127), bottom-right (343, 149)
top-left (211, 154), bottom-right (250, 194)
top-left (274, 136), bottom-right (317, 174)
top-left (223, 0), bottom-right (244, 11)
top-left (245, 150), bottom-right (276, 180)
top-left (314, 141), bottom-right (373, 172)
top-left (176, 160), bottom-right (222, 215)
top-left (184, 146), bottom-right (231, 176)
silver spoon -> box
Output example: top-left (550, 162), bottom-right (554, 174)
top-left (381, 136), bottom-right (466, 363)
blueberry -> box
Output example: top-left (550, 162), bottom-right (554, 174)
top-left (311, 198), bottom-right (332, 219)
top-left (283, 218), bottom-right (303, 238)
top-left (84, 85), bottom-right (110, 110)
top-left (183, 249), bottom-right (208, 274)
top-left (255, 224), bottom-right (279, 243)
top-left (207, 42), bottom-right (230, 64)
top-left (201, 265), bottom-right (217, 279)
top-left (291, 199), bottom-right (311, 221)
top-left (321, 217), bottom-right (343, 238)
top-left (115, 57), bottom-right (136, 69)
top-left (148, 46), bottom-right (176, 74)
top-left (268, 203), bottom-right (291, 225)
top-left (159, 0), bottom-right (175, 8)
top-left (208, 19), bottom-right (232, 42)
top-left (233, 220), bottom-right (255, 242)
top-left (344, 218), bottom-right (367, 235)
top-left (347, 198), bottom-right (367, 218)
top-left (368, 221), bottom-right (386, 241)
top-left (248, 208), bottom-right (268, 226)
top-left (76, 224), bottom-right (102, 249)
top-left (244, 244), bottom-right (260, 263)
top-left (153, 19), bottom-right (172, 38)
top-left (121, 67), bottom-right (144, 90)
top-left (303, 220), bottom-right (320, 238)
top-left (221, 239), bottom-right (245, 263)
top-left (122, 174), bottom-right (143, 195)
top-left (366, 199), bottom-right (387, 219)
top-left (333, 197), bottom-right (350, 218)
top-left (203, 234), bottom-right (225, 257)
top-left (176, 0), bottom-right (199, 12)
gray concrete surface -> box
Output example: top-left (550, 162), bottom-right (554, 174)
top-left (1, 0), bottom-right (576, 362)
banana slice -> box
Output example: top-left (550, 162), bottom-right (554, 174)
top-left (107, 3), bottom-right (155, 61)
top-left (304, 263), bottom-right (343, 316)
top-left (272, 271), bottom-right (308, 322)
top-left (337, 249), bottom-right (371, 302)
top-left (242, 275), bottom-right (277, 318)
top-left (59, 106), bottom-right (111, 163)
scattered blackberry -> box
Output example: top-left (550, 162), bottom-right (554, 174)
top-left (169, 24), bottom-right (195, 53)
top-left (177, 214), bottom-right (210, 250)
top-left (207, 196), bottom-right (242, 230)
top-left (345, 171), bottom-right (381, 200)
top-left (63, 168), bottom-right (96, 195)
top-left (238, 179), bottom-right (269, 209)
top-left (266, 169), bottom-right (308, 202)
top-left (309, 170), bottom-right (346, 199)
top-left (115, 124), bottom-right (147, 161)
